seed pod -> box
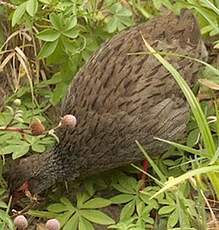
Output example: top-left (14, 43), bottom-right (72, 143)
top-left (45, 219), bottom-right (60, 230)
top-left (60, 114), bottom-right (77, 128)
top-left (30, 118), bottom-right (45, 135)
top-left (13, 99), bottom-right (21, 107)
top-left (14, 215), bottom-right (28, 229)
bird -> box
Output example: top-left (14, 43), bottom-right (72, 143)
top-left (9, 10), bottom-right (207, 195)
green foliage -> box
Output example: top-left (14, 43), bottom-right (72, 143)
top-left (28, 170), bottom-right (206, 229)
top-left (0, 102), bottom-right (55, 159)
top-left (7, 0), bottom-right (219, 106)
top-left (0, 188), bottom-right (14, 229)
top-left (37, 13), bottom-right (79, 59)
top-left (108, 168), bottom-right (206, 229)
top-left (105, 2), bottom-right (134, 33)
top-left (142, 36), bottom-right (219, 199)
top-left (29, 193), bottom-right (114, 229)
top-left (110, 174), bottom-right (158, 228)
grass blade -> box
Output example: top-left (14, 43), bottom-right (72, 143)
top-left (150, 165), bottom-right (219, 199)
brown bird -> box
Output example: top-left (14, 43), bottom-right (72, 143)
top-left (9, 10), bottom-right (207, 195)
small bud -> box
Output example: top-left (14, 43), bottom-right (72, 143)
top-left (60, 115), bottom-right (77, 128)
top-left (13, 99), bottom-right (21, 107)
top-left (30, 118), bottom-right (45, 135)
top-left (45, 219), bottom-right (60, 230)
top-left (14, 215), bottom-right (28, 229)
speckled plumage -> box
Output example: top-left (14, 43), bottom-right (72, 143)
top-left (9, 10), bottom-right (207, 194)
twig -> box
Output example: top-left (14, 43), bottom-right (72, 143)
top-left (0, 1), bottom-right (16, 9)
top-left (0, 127), bottom-right (30, 135)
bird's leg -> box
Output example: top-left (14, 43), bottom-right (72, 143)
top-left (12, 181), bottom-right (40, 217)
top-left (12, 199), bottom-right (38, 217)
top-left (12, 181), bottom-right (30, 203)
top-left (140, 159), bottom-right (148, 190)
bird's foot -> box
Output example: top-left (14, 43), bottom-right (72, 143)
top-left (12, 181), bottom-right (40, 217)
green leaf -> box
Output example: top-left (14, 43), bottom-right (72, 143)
top-left (62, 29), bottom-right (79, 39)
top-left (47, 203), bottom-right (72, 213)
top-left (120, 200), bottom-right (135, 221)
top-left (117, 174), bottom-right (136, 193)
top-left (11, 144), bottom-right (30, 159)
top-left (77, 192), bottom-right (91, 208)
top-left (26, 0), bottom-right (38, 17)
top-left (82, 198), bottom-right (111, 209)
top-left (65, 16), bottom-right (77, 30)
top-left (50, 13), bottom-right (63, 31)
top-left (152, 0), bottom-right (162, 9)
top-left (50, 82), bottom-right (68, 105)
top-left (152, 0), bottom-right (172, 10)
top-left (106, 17), bottom-right (118, 33)
top-left (56, 211), bottom-right (75, 228)
top-left (116, 6), bottom-right (132, 17)
top-left (158, 205), bottom-right (175, 215)
top-left (136, 200), bottom-right (145, 216)
top-left (186, 128), bottom-right (200, 147)
top-left (12, 2), bottom-right (26, 27)
top-left (0, 189), bottom-right (6, 197)
top-left (112, 183), bottom-right (134, 194)
top-left (0, 210), bottom-right (14, 230)
top-left (80, 210), bottom-right (115, 225)
top-left (28, 210), bottom-right (56, 218)
top-left (0, 201), bottom-right (7, 209)
top-left (79, 217), bottom-right (94, 230)
top-left (167, 209), bottom-right (179, 228)
top-left (37, 72), bottom-right (62, 86)
top-left (60, 197), bottom-right (74, 209)
top-left (62, 39), bottom-right (78, 54)
top-left (111, 194), bottom-right (134, 204)
top-left (106, 2), bottom-right (133, 33)
top-left (31, 142), bottom-right (45, 153)
top-left (63, 213), bottom-right (79, 230)
top-left (118, 16), bottom-right (133, 27)
top-left (84, 180), bottom-right (95, 197)
top-left (2, 141), bottom-right (30, 159)
top-left (38, 40), bottom-right (58, 59)
top-left (37, 29), bottom-right (60, 42)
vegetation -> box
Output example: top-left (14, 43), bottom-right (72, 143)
top-left (0, 0), bottom-right (219, 229)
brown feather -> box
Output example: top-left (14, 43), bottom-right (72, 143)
top-left (9, 10), bottom-right (207, 194)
